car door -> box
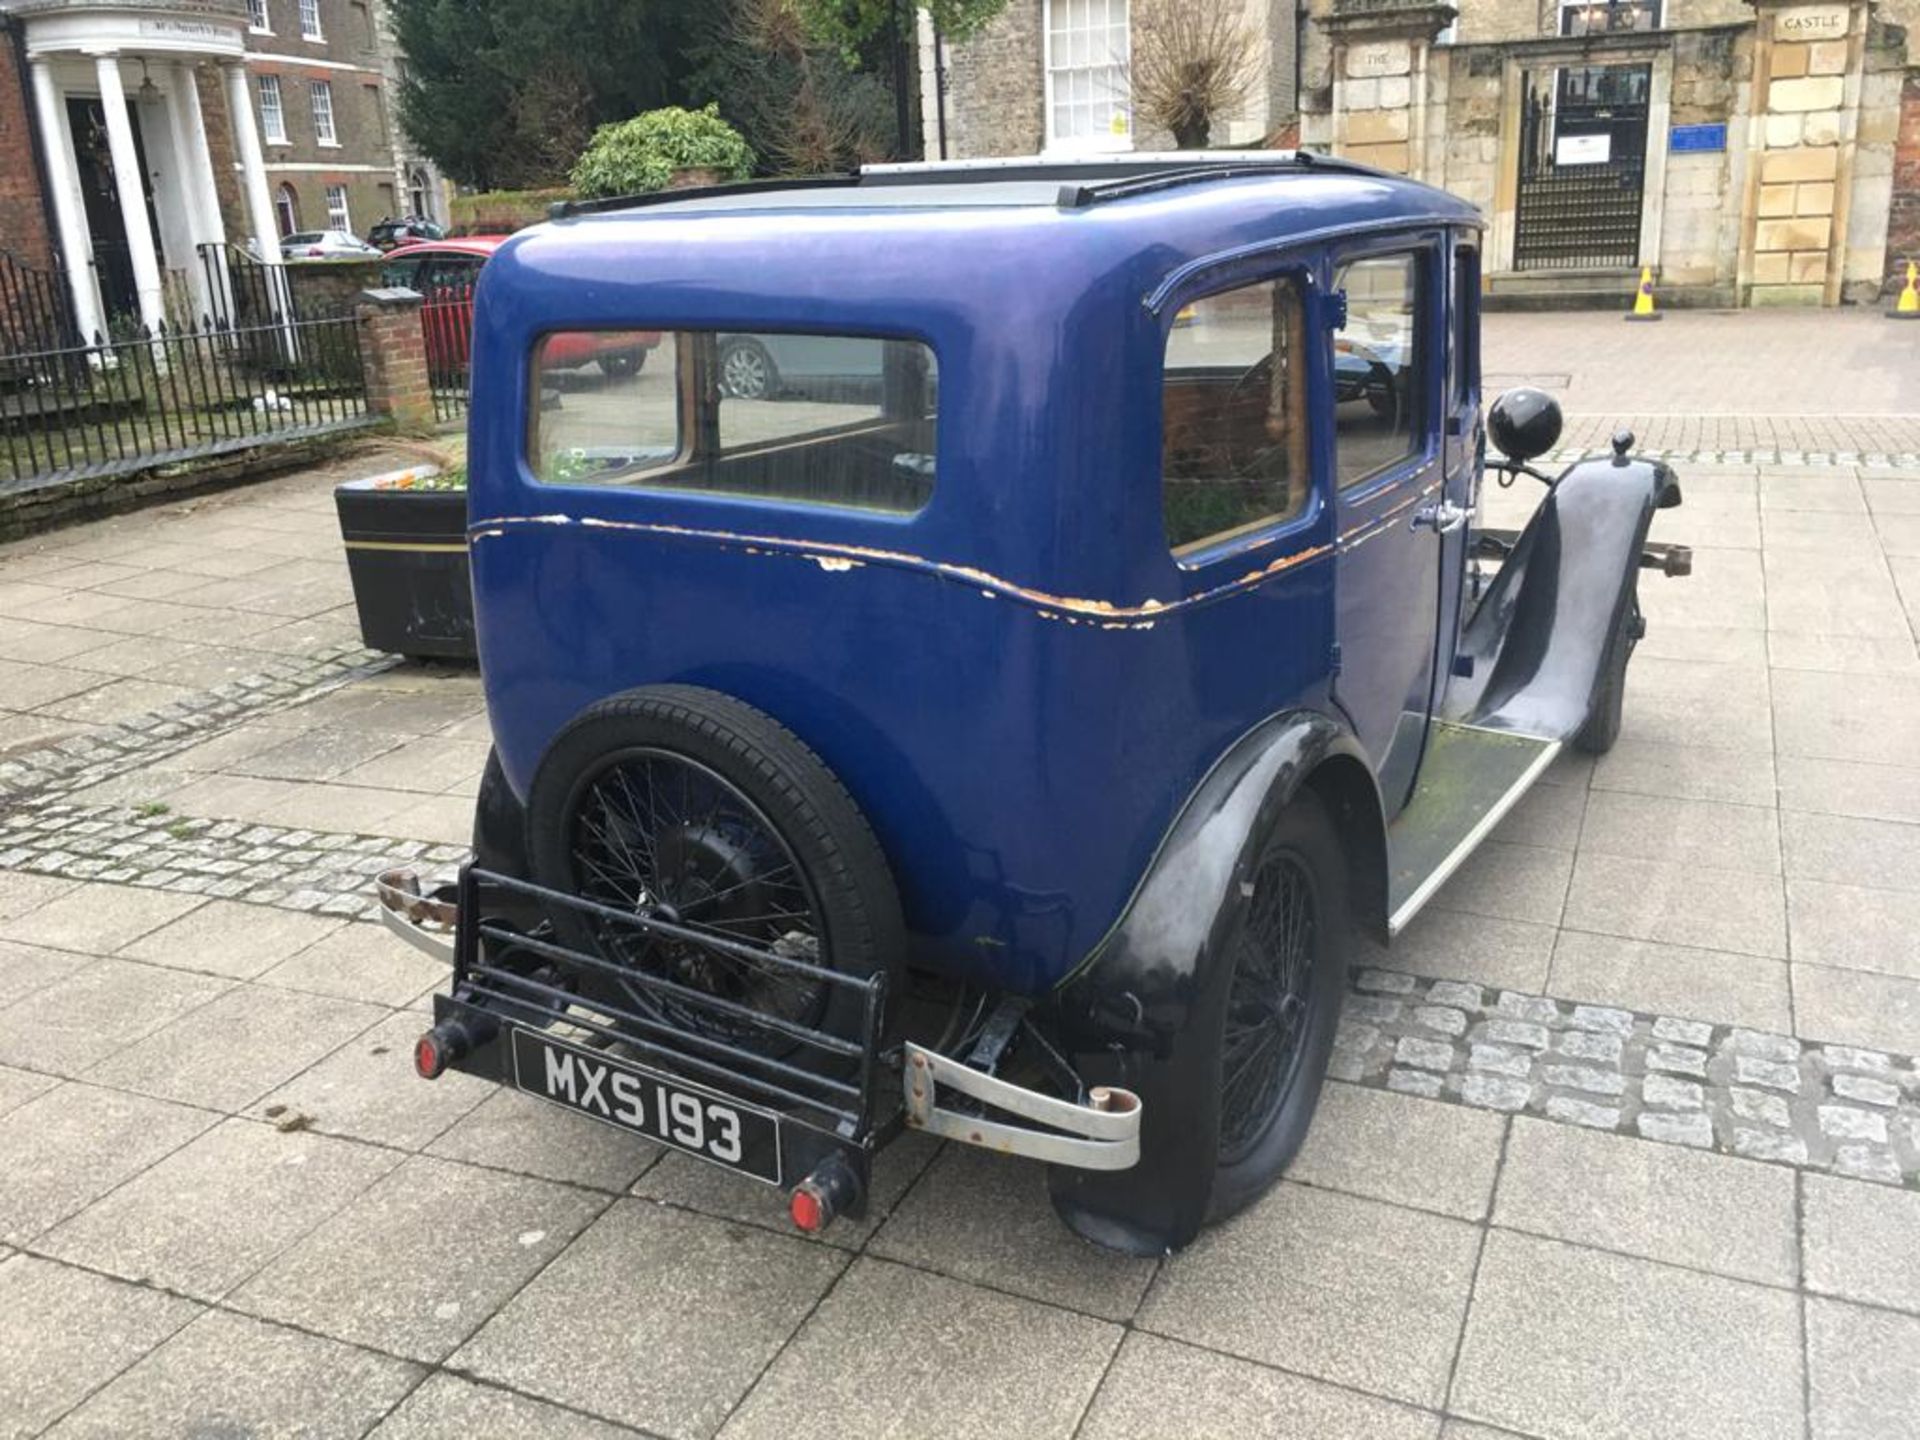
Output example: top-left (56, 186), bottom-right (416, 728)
top-left (1330, 244), bottom-right (1445, 817)
top-left (1436, 238), bottom-right (1483, 673)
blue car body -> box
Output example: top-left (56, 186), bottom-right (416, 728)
top-left (420, 155), bottom-right (1680, 1252)
top-left (467, 162), bottom-right (1481, 996)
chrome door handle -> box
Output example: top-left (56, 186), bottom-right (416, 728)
top-left (1411, 501), bottom-right (1470, 534)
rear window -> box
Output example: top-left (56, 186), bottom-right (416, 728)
top-left (528, 329), bottom-right (938, 515)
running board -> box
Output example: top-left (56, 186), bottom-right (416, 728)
top-left (1386, 723), bottom-right (1561, 935)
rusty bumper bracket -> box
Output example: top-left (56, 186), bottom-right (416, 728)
top-left (901, 1041), bottom-right (1142, 1171)
top-left (376, 867), bottom-right (459, 964)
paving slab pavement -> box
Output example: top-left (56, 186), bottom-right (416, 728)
top-left (0, 312), bottom-right (1918, 1436)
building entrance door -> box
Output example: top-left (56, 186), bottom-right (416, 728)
top-left (66, 96), bottom-right (164, 326)
top-left (1512, 62), bottom-right (1651, 271)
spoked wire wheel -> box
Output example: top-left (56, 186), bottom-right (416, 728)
top-left (565, 748), bottom-right (828, 1051)
top-left (1217, 848), bottom-right (1319, 1164)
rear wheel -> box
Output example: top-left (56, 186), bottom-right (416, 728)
top-left (526, 686), bottom-right (903, 1054)
top-left (1207, 790), bottom-right (1349, 1223)
top-left (1575, 583), bottom-right (1643, 755)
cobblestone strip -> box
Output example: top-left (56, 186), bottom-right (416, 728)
top-left (0, 642), bottom-right (398, 806)
top-left (1542, 446), bottom-right (1920, 469)
top-left (1336, 970), bottom-right (1920, 1189)
top-left (8, 792), bottom-right (1919, 1189)
top-left (0, 801), bottom-right (466, 920)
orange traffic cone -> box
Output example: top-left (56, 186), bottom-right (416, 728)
top-left (1892, 261), bottom-right (1919, 321)
top-left (1626, 266), bottom-right (1662, 322)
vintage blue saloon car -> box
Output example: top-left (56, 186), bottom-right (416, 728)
top-left (380, 153), bottom-right (1684, 1255)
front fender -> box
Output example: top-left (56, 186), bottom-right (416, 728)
top-left (1445, 452), bottom-right (1680, 737)
top-left (1044, 709), bottom-right (1379, 1255)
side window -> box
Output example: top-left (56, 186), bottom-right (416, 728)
top-left (1453, 246), bottom-right (1479, 407)
top-left (381, 255), bottom-right (422, 290)
top-left (528, 330), bottom-right (937, 515)
top-left (531, 332), bottom-right (682, 484)
top-left (1333, 254), bottom-right (1424, 489)
top-left (1161, 273), bottom-right (1310, 556)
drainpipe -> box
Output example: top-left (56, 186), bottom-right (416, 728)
top-left (933, 20), bottom-right (949, 160)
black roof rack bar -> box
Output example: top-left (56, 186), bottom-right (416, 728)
top-left (548, 173), bottom-right (861, 221)
top-left (1055, 154), bottom-right (1386, 210)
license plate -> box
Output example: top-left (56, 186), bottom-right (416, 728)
top-left (510, 1030), bottom-right (781, 1185)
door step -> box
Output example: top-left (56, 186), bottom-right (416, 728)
top-left (1386, 722), bottom-right (1560, 935)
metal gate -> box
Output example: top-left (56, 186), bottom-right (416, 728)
top-left (1513, 63), bottom-right (1651, 271)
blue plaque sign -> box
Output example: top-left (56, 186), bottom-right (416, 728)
top-left (1670, 123), bottom-right (1728, 153)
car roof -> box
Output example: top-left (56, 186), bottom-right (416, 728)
top-left (494, 153), bottom-right (1479, 331)
top-left (546, 152), bottom-right (1478, 222)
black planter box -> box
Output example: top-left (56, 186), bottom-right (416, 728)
top-left (335, 473), bottom-right (475, 661)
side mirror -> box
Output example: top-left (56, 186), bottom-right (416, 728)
top-left (1487, 387), bottom-right (1564, 464)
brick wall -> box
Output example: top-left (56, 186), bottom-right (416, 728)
top-left (355, 289), bottom-right (431, 430)
top-left (945, 0), bottom-right (1045, 157)
top-left (196, 67), bottom-right (251, 248)
top-left (246, 0), bottom-right (400, 238)
top-left (1891, 69), bottom-right (1920, 298)
top-left (0, 25), bottom-right (54, 274)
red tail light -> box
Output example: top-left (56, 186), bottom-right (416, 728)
top-left (789, 1186), bottom-right (826, 1233)
top-left (414, 1032), bottom-right (448, 1079)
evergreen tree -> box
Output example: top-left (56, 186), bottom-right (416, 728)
top-left (389, 0), bottom-right (703, 190)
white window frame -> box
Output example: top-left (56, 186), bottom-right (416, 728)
top-left (274, 183), bottom-right (299, 236)
top-left (257, 74), bottom-right (288, 145)
top-left (311, 79), bottom-right (337, 146)
top-left (299, 0), bottom-right (324, 41)
top-left (247, 0), bottom-right (272, 34)
top-left (1042, 0), bottom-right (1132, 153)
top-left (325, 183), bottom-right (351, 233)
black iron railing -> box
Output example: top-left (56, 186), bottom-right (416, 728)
top-left (422, 274), bottom-right (474, 425)
top-left (0, 313), bottom-right (375, 490)
top-left (1512, 74), bottom-right (1649, 273)
top-left (0, 250), bottom-right (83, 356)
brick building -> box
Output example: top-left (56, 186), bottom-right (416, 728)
top-left (930, 0), bottom-right (1918, 306)
top-left (0, 0), bottom-right (444, 339)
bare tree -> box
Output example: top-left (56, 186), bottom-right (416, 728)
top-left (1130, 0), bottom-right (1264, 150)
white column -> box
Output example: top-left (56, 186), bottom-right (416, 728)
top-left (28, 58), bottom-right (104, 342)
top-left (167, 61), bottom-right (226, 320)
top-left (94, 53), bottom-right (166, 332)
top-left (222, 60), bottom-right (282, 266)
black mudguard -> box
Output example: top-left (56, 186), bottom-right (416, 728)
top-left (1444, 451), bottom-right (1680, 737)
top-left (1043, 709), bottom-right (1382, 1255)
top-left (473, 749), bottom-right (531, 879)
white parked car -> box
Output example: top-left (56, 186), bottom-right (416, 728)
top-left (282, 230), bottom-right (383, 261)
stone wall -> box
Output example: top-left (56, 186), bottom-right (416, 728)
top-left (1843, 26), bottom-right (1910, 300)
top-left (1890, 67), bottom-right (1920, 295)
top-left (1660, 26), bottom-right (1752, 291)
top-left (945, 0), bottom-right (1046, 156)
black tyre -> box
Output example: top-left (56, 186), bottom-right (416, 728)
top-left (1574, 583), bottom-right (1643, 755)
top-left (718, 338), bottom-right (777, 400)
top-left (1207, 789), bottom-right (1349, 1223)
top-left (597, 348), bottom-right (645, 379)
top-left (526, 685), bottom-right (904, 1055)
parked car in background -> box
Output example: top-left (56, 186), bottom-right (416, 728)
top-left (369, 215), bottom-right (447, 251)
top-left (384, 238), bottom-right (658, 378)
top-left (282, 230), bottom-right (383, 261)
top-left (715, 331), bottom-right (886, 400)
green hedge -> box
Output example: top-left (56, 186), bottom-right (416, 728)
top-left (570, 104), bottom-right (755, 198)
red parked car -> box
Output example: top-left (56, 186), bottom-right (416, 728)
top-left (382, 238), bottom-right (658, 378)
